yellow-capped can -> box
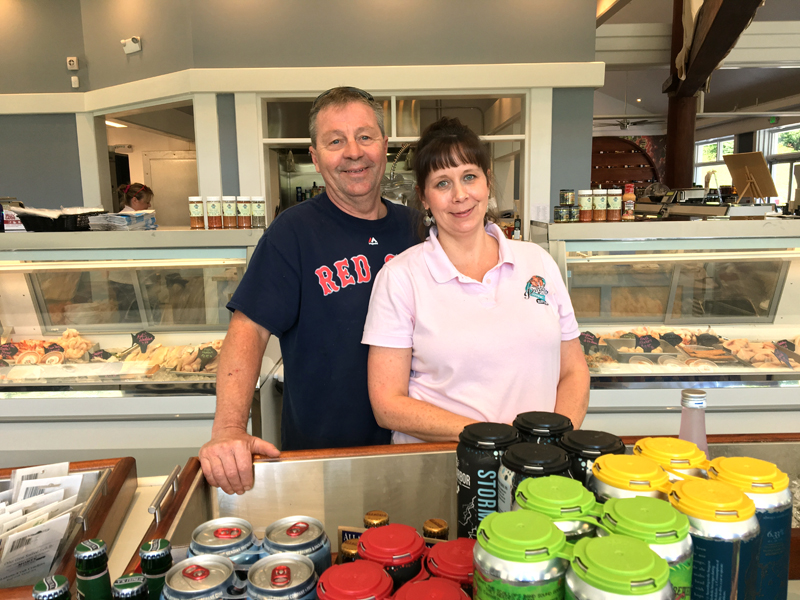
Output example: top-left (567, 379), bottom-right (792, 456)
top-left (633, 437), bottom-right (708, 480)
top-left (589, 454), bottom-right (671, 502)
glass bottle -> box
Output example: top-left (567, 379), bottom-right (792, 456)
top-left (75, 539), bottom-right (113, 600)
top-left (678, 388), bottom-right (709, 455)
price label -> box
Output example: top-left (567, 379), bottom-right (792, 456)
top-left (579, 331), bottom-right (599, 352)
top-left (92, 350), bottom-right (113, 361)
top-left (198, 346), bottom-right (218, 370)
top-left (132, 330), bottom-right (155, 353)
top-left (774, 349), bottom-right (793, 368)
top-left (0, 344), bottom-right (18, 359)
top-left (776, 339), bottom-right (796, 352)
top-left (660, 332), bottom-right (683, 347)
top-left (636, 335), bottom-right (661, 353)
top-left (44, 343), bottom-right (64, 354)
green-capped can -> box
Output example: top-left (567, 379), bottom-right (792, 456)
top-left (140, 538), bottom-right (172, 600)
top-left (474, 511), bottom-right (569, 599)
top-left (566, 536), bottom-right (674, 599)
top-left (75, 538), bottom-right (113, 600)
top-left (112, 574), bottom-right (148, 600)
top-left (599, 497), bottom-right (692, 599)
top-left (32, 576), bottom-right (70, 600)
top-left (512, 475), bottom-right (598, 544)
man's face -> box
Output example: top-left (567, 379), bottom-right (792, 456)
top-left (310, 102), bottom-right (388, 208)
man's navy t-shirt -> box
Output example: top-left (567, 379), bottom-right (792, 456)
top-left (228, 193), bottom-right (419, 450)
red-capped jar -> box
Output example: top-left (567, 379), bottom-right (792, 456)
top-left (425, 538), bottom-right (475, 596)
top-left (393, 577), bottom-right (469, 600)
top-left (317, 560), bottom-right (393, 600)
top-left (358, 524), bottom-right (425, 592)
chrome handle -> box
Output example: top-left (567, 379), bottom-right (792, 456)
top-left (148, 465), bottom-right (181, 524)
top-left (77, 468), bottom-right (111, 532)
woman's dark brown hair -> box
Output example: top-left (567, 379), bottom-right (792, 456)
top-left (411, 117), bottom-right (495, 240)
top-left (117, 183), bottom-right (153, 208)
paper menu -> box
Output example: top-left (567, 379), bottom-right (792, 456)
top-left (2, 490), bottom-right (65, 519)
top-left (0, 512), bottom-right (71, 587)
top-left (24, 496), bottom-right (78, 525)
top-left (9, 463), bottom-right (69, 503)
top-left (17, 475), bottom-right (83, 504)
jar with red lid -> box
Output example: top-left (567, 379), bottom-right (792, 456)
top-left (357, 524), bottom-right (425, 592)
top-left (425, 538), bottom-right (475, 596)
top-left (317, 560), bottom-right (393, 599)
top-left (394, 577), bottom-right (469, 600)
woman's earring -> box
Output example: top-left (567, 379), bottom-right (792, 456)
top-left (423, 209), bottom-right (435, 227)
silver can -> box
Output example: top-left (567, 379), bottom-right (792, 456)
top-left (162, 555), bottom-right (244, 600)
top-left (187, 517), bottom-right (260, 575)
top-left (590, 477), bottom-right (669, 502)
top-left (247, 554), bottom-right (317, 600)
top-left (512, 498), bottom-right (597, 544)
top-left (474, 543), bottom-right (567, 599)
top-left (566, 567), bottom-right (674, 599)
top-left (262, 516), bottom-right (332, 576)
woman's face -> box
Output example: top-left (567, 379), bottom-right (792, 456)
top-left (421, 162), bottom-right (489, 239)
top-left (130, 194), bottom-right (152, 211)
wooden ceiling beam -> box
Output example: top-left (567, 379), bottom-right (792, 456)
top-left (674, 0), bottom-right (763, 98)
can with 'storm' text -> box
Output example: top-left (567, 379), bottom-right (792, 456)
top-left (669, 478), bottom-right (760, 600)
top-left (708, 456), bottom-right (792, 600)
top-left (456, 423), bottom-right (518, 538)
top-left (262, 516), bottom-right (332, 577)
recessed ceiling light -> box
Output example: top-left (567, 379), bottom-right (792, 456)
top-left (105, 120), bottom-right (127, 128)
top-left (636, 98), bottom-right (642, 102)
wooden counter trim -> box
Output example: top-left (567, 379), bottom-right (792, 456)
top-left (0, 457), bottom-right (137, 600)
top-left (122, 458), bottom-right (202, 575)
top-left (254, 442), bottom-right (458, 462)
top-left (621, 433), bottom-right (800, 445)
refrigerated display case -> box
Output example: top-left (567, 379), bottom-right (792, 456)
top-left (531, 219), bottom-right (800, 436)
top-left (0, 230), bottom-right (279, 475)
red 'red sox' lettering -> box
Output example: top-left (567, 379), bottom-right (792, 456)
top-left (316, 255), bottom-right (374, 295)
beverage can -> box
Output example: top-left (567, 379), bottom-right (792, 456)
top-left (262, 516), bottom-right (332, 576)
top-left (357, 523), bottom-right (425, 592)
top-left (247, 554), bottom-right (317, 600)
top-left (317, 561), bottom-right (393, 600)
top-left (599, 496), bottom-right (692, 598)
top-left (559, 189), bottom-right (575, 206)
top-left (456, 423), bottom-right (519, 538)
top-left (669, 478), bottom-right (760, 600)
top-left (474, 510), bottom-right (569, 599)
top-left (512, 475), bottom-right (598, 543)
top-left (569, 206), bottom-right (581, 222)
top-left (590, 454), bottom-right (671, 502)
top-left (512, 411), bottom-right (573, 445)
top-left (394, 577), bottom-right (469, 599)
top-left (425, 538), bottom-right (475, 596)
top-left (497, 443), bottom-right (572, 512)
top-left (566, 535), bottom-right (674, 599)
top-left (187, 517), bottom-right (261, 577)
top-left (558, 430), bottom-right (626, 486)
top-left (634, 437), bottom-right (708, 481)
top-left (708, 456), bottom-right (791, 599)
top-left (162, 555), bottom-right (244, 600)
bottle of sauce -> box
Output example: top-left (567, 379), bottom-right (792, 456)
top-left (622, 184), bottom-right (637, 221)
top-left (607, 188), bottom-right (622, 221)
top-left (236, 196), bottom-right (252, 229)
top-left (593, 189), bottom-right (608, 222)
top-left (206, 196), bottom-right (222, 230)
top-left (222, 196), bottom-right (237, 229)
top-left (188, 196), bottom-right (204, 230)
top-left (578, 190), bottom-right (593, 222)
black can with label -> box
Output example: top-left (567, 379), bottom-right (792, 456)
top-left (456, 423), bottom-right (519, 539)
top-left (558, 430), bottom-right (626, 486)
top-left (512, 411), bottom-right (573, 445)
top-left (497, 442), bottom-right (572, 512)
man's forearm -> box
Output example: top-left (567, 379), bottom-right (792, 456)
top-left (213, 312), bottom-right (270, 434)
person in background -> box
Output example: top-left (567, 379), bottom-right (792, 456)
top-left (363, 117), bottom-right (590, 443)
top-left (118, 183), bottom-right (153, 212)
top-left (199, 87), bottom-right (420, 494)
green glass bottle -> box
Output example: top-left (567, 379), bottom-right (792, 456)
top-left (32, 575), bottom-right (71, 600)
top-left (75, 539), bottom-right (112, 600)
top-left (138, 539), bottom-right (172, 600)
top-left (112, 573), bottom-right (148, 600)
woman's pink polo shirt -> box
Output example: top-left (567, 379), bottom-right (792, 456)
top-left (363, 223), bottom-right (580, 444)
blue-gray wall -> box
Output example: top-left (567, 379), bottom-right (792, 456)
top-left (550, 88), bottom-right (595, 209)
top-left (217, 94), bottom-right (240, 196)
top-left (0, 115), bottom-right (83, 209)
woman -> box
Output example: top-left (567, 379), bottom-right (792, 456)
top-left (362, 117), bottom-right (589, 443)
top-left (118, 183), bottom-right (153, 212)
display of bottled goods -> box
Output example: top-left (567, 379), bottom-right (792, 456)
top-left (236, 196), bottom-right (252, 229)
top-left (422, 518), bottom-right (449, 540)
top-left (75, 539), bottom-right (112, 600)
top-left (607, 188), bottom-right (622, 221)
top-left (456, 422), bottom-right (519, 538)
top-left (592, 188), bottom-right (608, 221)
top-left (497, 442), bottom-right (572, 512)
top-left (554, 205), bottom-right (570, 223)
top-left (577, 189), bottom-right (593, 222)
top-left (262, 516), bottom-right (332, 576)
top-left (251, 196), bottom-right (267, 228)
top-left (222, 196), bottom-right (238, 229)
top-left (111, 573), bottom-right (148, 600)
top-left (139, 538), bottom-right (173, 600)
top-left (206, 196), bottom-right (222, 229)
top-left (679, 389), bottom-right (709, 454)
top-left (32, 576), bottom-right (70, 600)
top-left (184, 196), bottom-right (266, 230)
top-left (622, 183), bottom-right (636, 220)
top-left (188, 197), bottom-right (204, 230)
top-left (363, 510), bottom-right (389, 528)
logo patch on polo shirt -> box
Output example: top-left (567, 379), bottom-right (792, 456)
top-left (523, 275), bottom-right (549, 305)
top-left (368, 237), bottom-right (378, 245)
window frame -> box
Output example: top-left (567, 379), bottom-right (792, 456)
top-left (693, 136), bottom-right (735, 188)
top-left (765, 123), bottom-right (800, 205)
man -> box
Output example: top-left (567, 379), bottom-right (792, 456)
top-left (199, 87), bottom-right (419, 495)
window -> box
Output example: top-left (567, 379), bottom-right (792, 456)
top-left (766, 124), bottom-right (800, 204)
top-left (694, 137), bottom-right (734, 188)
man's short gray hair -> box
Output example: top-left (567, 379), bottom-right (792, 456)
top-left (309, 87), bottom-right (385, 147)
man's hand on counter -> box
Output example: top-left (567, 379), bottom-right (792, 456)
top-left (199, 426), bottom-right (280, 495)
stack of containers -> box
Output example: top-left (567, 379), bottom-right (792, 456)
top-left (590, 454), bottom-right (672, 502)
top-left (633, 437), bottom-right (709, 480)
top-left (497, 443), bottom-right (572, 512)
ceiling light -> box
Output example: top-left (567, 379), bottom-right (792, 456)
top-left (105, 120), bottom-right (127, 128)
top-left (636, 98), bottom-right (642, 102)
